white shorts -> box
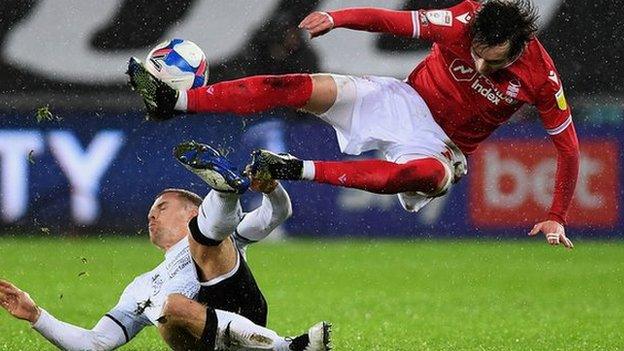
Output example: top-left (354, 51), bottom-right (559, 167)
top-left (317, 75), bottom-right (467, 212)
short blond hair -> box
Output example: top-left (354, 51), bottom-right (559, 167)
top-left (157, 188), bottom-right (202, 207)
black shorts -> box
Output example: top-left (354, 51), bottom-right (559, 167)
top-left (196, 253), bottom-right (268, 326)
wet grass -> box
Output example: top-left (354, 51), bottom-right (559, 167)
top-left (0, 237), bottom-right (622, 350)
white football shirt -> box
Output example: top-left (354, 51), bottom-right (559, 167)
top-left (106, 236), bottom-right (200, 339)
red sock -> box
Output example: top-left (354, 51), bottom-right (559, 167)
top-left (313, 158), bottom-right (447, 194)
top-left (187, 74), bottom-right (313, 115)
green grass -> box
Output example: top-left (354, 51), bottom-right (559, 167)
top-left (0, 237), bottom-right (623, 350)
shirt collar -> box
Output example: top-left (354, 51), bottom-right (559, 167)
top-left (165, 236), bottom-right (189, 259)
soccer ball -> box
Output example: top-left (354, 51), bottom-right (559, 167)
top-left (145, 38), bottom-right (208, 90)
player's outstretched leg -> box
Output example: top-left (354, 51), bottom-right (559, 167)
top-left (287, 321), bottom-right (333, 351)
top-left (174, 141), bottom-right (250, 245)
top-left (219, 315), bottom-right (332, 351)
top-left (126, 57), bottom-right (337, 120)
top-left (174, 140), bottom-right (250, 194)
top-left (159, 294), bottom-right (332, 351)
top-left (250, 149), bottom-right (450, 196)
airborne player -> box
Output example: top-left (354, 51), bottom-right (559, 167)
top-left (127, 0), bottom-right (577, 248)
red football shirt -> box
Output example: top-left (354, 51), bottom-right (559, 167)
top-left (329, 1), bottom-right (580, 224)
top-left (408, 0), bottom-right (572, 154)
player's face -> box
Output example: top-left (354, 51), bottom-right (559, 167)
top-left (470, 41), bottom-right (513, 75)
top-left (147, 193), bottom-right (195, 249)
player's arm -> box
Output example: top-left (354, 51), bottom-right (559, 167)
top-left (0, 279), bottom-right (129, 351)
top-left (299, 8), bottom-right (417, 38)
top-left (235, 178), bottom-right (292, 243)
top-left (528, 71), bottom-right (579, 249)
top-left (299, 1), bottom-right (478, 40)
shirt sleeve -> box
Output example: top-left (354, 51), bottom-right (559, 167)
top-left (327, 1), bottom-right (478, 40)
top-left (105, 278), bottom-right (151, 342)
top-left (161, 275), bottom-right (200, 301)
top-left (536, 68), bottom-right (572, 133)
top-left (536, 68), bottom-right (580, 225)
top-left (31, 309), bottom-right (129, 351)
top-left (546, 124), bottom-right (580, 225)
top-left (328, 8), bottom-right (418, 38)
top-left (415, 0), bottom-right (479, 43)
top-left (234, 184), bottom-right (292, 247)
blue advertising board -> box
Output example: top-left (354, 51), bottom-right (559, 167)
top-left (0, 110), bottom-right (621, 237)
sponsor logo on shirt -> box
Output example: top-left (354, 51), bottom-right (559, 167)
top-left (555, 87), bottom-right (568, 110)
top-left (151, 273), bottom-right (164, 295)
top-left (419, 11), bottom-right (429, 26)
top-left (470, 80), bottom-right (516, 106)
top-left (449, 59), bottom-right (518, 106)
top-left (425, 10), bottom-right (453, 27)
top-left (168, 256), bottom-right (192, 279)
top-left (455, 12), bottom-right (471, 24)
top-left (506, 79), bottom-right (521, 98)
top-left (548, 70), bottom-right (559, 85)
top-left (471, 79), bottom-right (517, 105)
top-left (449, 59), bottom-right (477, 81)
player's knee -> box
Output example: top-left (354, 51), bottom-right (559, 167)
top-left (189, 215), bottom-right (228, 246)
top-left (304, 74), bottom-right (337, 114)
top-left (160, 294), bottom-right (192, 326)
top-left (424, 161), bottom-right (449, 193)
top-left (397, 159), bottom-right (448, 195)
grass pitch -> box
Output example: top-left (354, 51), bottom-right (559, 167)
top-left (0, 236), bottom-right (622, 350)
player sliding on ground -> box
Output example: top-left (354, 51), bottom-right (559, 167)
top-left (0, 142), bottom-right (331, 351)
top-left (127, 0), bottom-right (577, 249)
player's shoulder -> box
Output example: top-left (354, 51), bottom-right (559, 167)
top-left (423, 0), bottom-right (480, 21)
top-left (449, 0), bottom-right (481, 16)
top-left (462, 0), bottom-right (481, 11)
top-left (126, 271), bottom-right (153, 290)
top-left (524, 38), bottom-right (558, 71)
top-left (514, 38), bottom-right (561, 88)
top-left (114, 271), bottom-right (151, 302)
top-left (128, 256), bottom-right (169, 289)
top-left (417, 0), bottom-right (478, 44)
top-left (449, 0), bottom-right (480, 28)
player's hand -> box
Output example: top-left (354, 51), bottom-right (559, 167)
top-left (528, 220), bottom-right (574, 249)
top-left (250, 178), bottom-right (279, 194)
top-left (299, 12), bottom-right (334, 38)
top-left (245, 165), bottom-right (279, 193)
top-left (0, 280), bottom-right (41, 323)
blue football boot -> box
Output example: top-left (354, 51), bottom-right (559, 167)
top-left (174, 141), bottom-right (250, 194)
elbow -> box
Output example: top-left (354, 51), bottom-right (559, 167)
top-left (273, 203), bottom-right (293, 224)
top-left (92, 342), bottom-right (114, 351)
top-left (86, 333), bottom-right (117, 351)
top-left (560, 144), bottom-right (580, 157)
top-left (282, 201), bottom-right (293, 221)
top-left (270, 188), bottom-right (293, 221)
top-left (285, 200), bottom-right (293, 219)
top-left (558, 147), bottom-right (580, 161)
top-left (60, 331), bottom-right (118, 351)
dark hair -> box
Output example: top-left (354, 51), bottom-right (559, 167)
top-left (471, 0), bottom-right (539, 59)
top-left (157, 188), bottom-right (202, 207)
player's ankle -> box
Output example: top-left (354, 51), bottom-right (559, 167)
top-left (174, 90), bottom-right (187, 111)
top-left (301, 160), bottom-right (315, 180)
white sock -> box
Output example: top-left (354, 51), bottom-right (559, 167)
top-left (301, 160), bottom-right (316, 181)
top-left (197, 191), bottom-right (241, 241)
top-left (174, 90), bottom-right (188, 111)
top-left (214, 310), bottom-right (290, 350)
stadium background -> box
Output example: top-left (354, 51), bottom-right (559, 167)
top-left (1, 2), bottom-right (624, 350)
top-left (1, 0), bottom-right (622, 237)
